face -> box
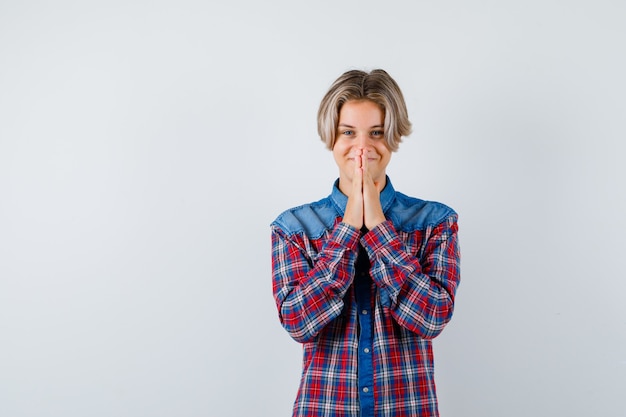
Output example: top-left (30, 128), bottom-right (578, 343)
top-left (333, 100), bottom-right (391, 192)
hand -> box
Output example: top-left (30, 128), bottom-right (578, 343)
top-left (362, 149), bottom-right (386, 230)
top-left (342, 149), bottom-right (365, 229)
top-left (343, 148), bottom-right (386, 231)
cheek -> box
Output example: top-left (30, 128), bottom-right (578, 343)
top-left (379, 149), bottom-right (392, 166)
top-left (332, 148), bottom-right (344, 165)
top-left (375, 144), bottom-right (390, 157)
top-left (333, 142), bottom-right (351, 155)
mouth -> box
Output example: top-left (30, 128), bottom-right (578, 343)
top-left (347, 157), bottom-right (377, 162)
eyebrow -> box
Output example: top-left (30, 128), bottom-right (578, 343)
top-left (338, 123), bottom-right (384, 129)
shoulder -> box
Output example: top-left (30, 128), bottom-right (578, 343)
top-left (389, 191), bottom-right (458, 232)
top-left (271, 196), bottom-right (339, 239)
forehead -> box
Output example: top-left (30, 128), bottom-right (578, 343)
top-left (338, 100), bottom-right (384, 124)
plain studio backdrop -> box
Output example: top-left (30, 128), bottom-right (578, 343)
top-left (1, 1), bottom-right (625, 416)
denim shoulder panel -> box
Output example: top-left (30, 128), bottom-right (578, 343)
top-left (388, 192), bottom-right (457, 232)
top-left (271, 197), bottom-right (339, 239)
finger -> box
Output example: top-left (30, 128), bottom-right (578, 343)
top-left (357, 148), bottom-right (364, 170)
top-left (356, 150), bottom-right (364, 183)
top-left (345, 165), bottom-right (364, 229)
top-left (361, 156), bottom-right (385, 229)
top-left (361, 148), bottom-right (369, 175)
top-left (362, 151), bottom-right (376, 187)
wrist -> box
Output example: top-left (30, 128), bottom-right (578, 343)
top-left (365, 215), bottom-right (386, 230)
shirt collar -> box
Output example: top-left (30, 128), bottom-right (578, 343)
top-left (330, 176), bottom-right (396, 217)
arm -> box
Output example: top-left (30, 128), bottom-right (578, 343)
top-left (363, 215), bottom-right (460, 339)
top-left (271, 222), bottom-right (360, 343)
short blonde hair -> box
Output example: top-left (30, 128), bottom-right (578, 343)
top-left (317, 69), bottom-right (412, 151)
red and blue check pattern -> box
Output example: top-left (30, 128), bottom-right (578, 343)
top-left (271, 182), bottom-right (460, 417)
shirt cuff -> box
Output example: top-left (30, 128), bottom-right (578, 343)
top-left (360, 220), bottom-right (396, 252)
top-left (361, 220), bottom-right (423, 306)
top-left (329, 221), bottom-right (361, 251)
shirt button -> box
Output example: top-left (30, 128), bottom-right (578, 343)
top-left (362, 310), bottom-right (368, 315)
top-left (364, 348), bottom-right (370, 353)
top-left (363, 387), bottom-right (369, 393)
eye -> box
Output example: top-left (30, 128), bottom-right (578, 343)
top-left (371, 130), bottom-right (384, 138)
top-left (341, 130), bottom-right (354, 136)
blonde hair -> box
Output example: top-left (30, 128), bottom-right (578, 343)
top-left (317, 69), bottom-right (412, 151)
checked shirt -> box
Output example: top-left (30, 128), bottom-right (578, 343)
top-left (271, 178), bottom-right (460, 417)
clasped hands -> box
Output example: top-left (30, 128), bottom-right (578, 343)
top-left (342, 148), bottom-right (386, 231)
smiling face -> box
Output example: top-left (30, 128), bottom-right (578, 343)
top-left (333, 100), bottom-right (391, 194)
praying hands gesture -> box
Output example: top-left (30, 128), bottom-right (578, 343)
top-left (332, 100), bottom-right (391, 231)
top-left (342, 147), bottom-right (387, 231)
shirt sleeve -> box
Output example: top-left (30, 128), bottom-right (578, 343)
top-left (271, 221), bottom-right (360, 343)
top-left (362, 215), bottom-right (461, 340)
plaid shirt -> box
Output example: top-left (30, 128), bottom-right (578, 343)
top-left (271, 178), bottom-right (460, 417)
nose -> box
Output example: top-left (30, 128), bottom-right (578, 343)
top-left (354, 133), bottom-right (370, 148)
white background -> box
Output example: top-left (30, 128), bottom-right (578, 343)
top-left (1, 1), bottom-right (625, 416)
